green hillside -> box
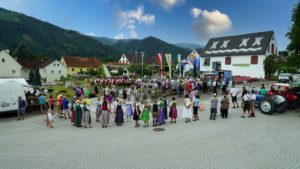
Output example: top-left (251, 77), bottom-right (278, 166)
top-left (114, 36), bottom-right (192, 57)
top-left (0, 7), bottom-right (121, 59)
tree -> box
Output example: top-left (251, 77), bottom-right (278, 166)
top-left (14, 42), bottom-right (32, 58)
top-left (264, 55), bottom-right (279, 77)
top-left (34, 69), bottom-right (41, 86)
top-left (87, 68), bottom-right (98, 76)
top-left (98, 64), bottom-right (105, 78)
top-left (28, 69), bottom-right (34, 85)
top-left (286, 1), bottom-right (300, 54)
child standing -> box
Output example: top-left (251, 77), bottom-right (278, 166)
top-left (140, 100), bottom-right (150, 127)
top-left (169, 97), bottom-right (178, 123)
top-left (152, 99), bottom-right (159, 126)
top-left (47, 109), bottom-right (53, 128)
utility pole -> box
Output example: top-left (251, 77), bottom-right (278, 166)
top-left (141, 52), bottom-right (144, 79)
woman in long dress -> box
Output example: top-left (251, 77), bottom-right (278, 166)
top-left (182, 95), bottom-right (193, 123)
top-left (82, 100), bottom-right (91, 128)
top-left (152, 99), bottom-right (159, 126)
top-left (133, 101), bottom-right (141, 127)
top-left (157, 99), bottom-right (165, 125)
top-left (169, 97), bottom-right (177, 123)
top-left (95, 97), bottom-right (102, 122)
top-left (101, 99), bottom-right (109, 128)
top-left (140, 100), bottom-right (150, 127)
top-left (115, 100), bottom-right (124, 126)
top-left (74, 100), bottom-right (83, 127)
top-left (125, 99), bottom-right (133, 121)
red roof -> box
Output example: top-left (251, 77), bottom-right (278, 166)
top-left (62, 56), bottom-right (101, 68)
top-left (17, 58), bottom-right (48, 69)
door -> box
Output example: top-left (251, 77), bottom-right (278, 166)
top-left (212, 61), bottom-right (221, 71)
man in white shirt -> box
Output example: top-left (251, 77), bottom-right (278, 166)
top-left (242, 91), bottom-right (251, 118)
top-left (230, 85), bottom-right (239, 108)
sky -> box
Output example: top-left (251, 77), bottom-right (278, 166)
top-left (0, 0), bottom-right (298, 50)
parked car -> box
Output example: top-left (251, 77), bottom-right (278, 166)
top-left (292, 74), bottom-right (300, 82)
top-left (278, 73), bottom-right (292, 83)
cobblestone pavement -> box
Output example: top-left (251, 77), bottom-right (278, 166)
top-left (1, 97), bottom-right (300, 169)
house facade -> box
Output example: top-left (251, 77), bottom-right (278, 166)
top-left (118, 53), bottom-right (130, 64)
top-left (0, 50), bottom-right (22, 78)
top-left (60, 56), bottom-right (101, 75)
top-left (39, 60), bottom-right (67, 83)
top-left (201, 31), bottom-right (278, 78)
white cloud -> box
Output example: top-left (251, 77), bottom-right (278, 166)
top-left (116, 6), bottom-right (155, 39)
top-left (117, 6), bottom-right (155, 29)
top-left (192, 9), bottom-right (232, 39)
top-left (86, 32), bottom-right (96, 37)
top-left (149, 0), bottom-right (185, 10)
top-left (130, 30), bottom-right (138, 39)
top-left (190, 7), bottom-right (202, 18)
top-left (114, 33), bottom-right (125, 40)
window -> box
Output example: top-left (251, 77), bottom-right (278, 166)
top-left (53, 64), bottom-right (56, 66)
top-left (251, 55), bottom-right (258, 64)
top-left (203, 58), bottom-right (210, 66)
top-left (2, 59), bottom-right (5, 63)
top-left (12, 70), bottom-right (15, 74)
top-left (72, 68), bottom-right (74, 71)
top-left (57, 64), bottom-right (59, 67)
top-left (59, 70), bottom-right (61, 74)
top-left (225, 57), bottom-right (231, 65)
top-left (80, 68), bottom-right (83, 72)
top-left (51, 70), bottom-right (54, 74)
top-left (271, 43), bottom-right (275, 54)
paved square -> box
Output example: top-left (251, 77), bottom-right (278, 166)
top-left (0, 98), bottom-right (300, 169)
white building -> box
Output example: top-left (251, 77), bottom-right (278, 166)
top-left (39, 60), bottom-right (67, 83)
top-left (201, 31), bottom-right (278, 78)
top-left (0, 50), bottom-right (22, 78)
top-left (118, 53), bottom-right (130, 64)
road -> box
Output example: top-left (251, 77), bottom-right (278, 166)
top-left (1, 91), bottom-right (300, 169)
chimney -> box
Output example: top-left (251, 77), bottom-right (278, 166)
top-left (5, 49), bottom-right (9, 53)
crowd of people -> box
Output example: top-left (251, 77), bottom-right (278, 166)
top-left (16, 76), bottom-right (268, 129)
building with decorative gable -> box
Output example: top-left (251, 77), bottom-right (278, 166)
top-left (201, 31), bottom-right (278, 78)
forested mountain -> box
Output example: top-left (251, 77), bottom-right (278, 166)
top-left (0, 7), bottom-right (121, 59)
top-left (113, 36), bottom-right (191, 57)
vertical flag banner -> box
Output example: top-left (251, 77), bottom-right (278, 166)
top-left (177, 54), bottom-right (181, 77)
top-left (165, 53), bottom-right (172, 78)
top-left (196, 55), bottom-right (200, 71)
top-left (156, 53), bottom-right (163, 78)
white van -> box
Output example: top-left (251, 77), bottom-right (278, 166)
top-left (0, 78), bottom-right (33, 113)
